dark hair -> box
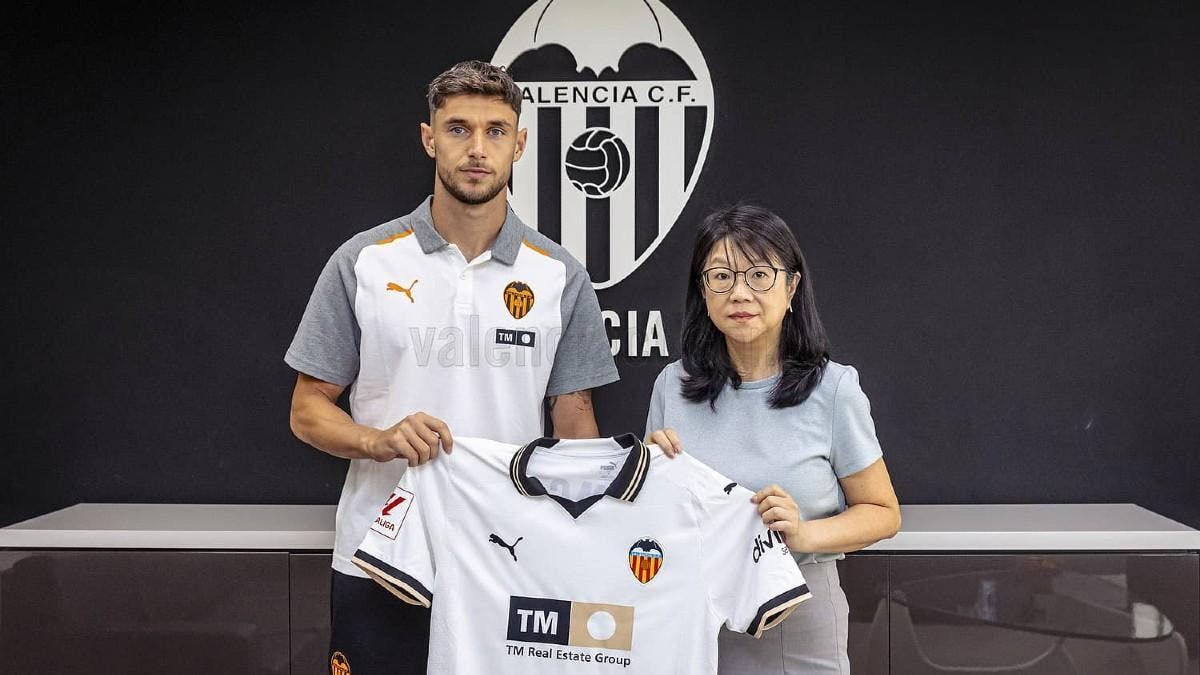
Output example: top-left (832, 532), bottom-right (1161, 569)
top-left (680, 204), bottom-right (830, 409)
top-left (427, 60), bottom-right (522, 118)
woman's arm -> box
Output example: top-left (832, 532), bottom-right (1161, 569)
top-left (755, 458), bottom-right (900, 554)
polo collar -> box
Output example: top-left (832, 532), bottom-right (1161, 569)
top-left (508, 433), bottom-right (651, 519)
top-left (409, 196), bottom-right (526, 266)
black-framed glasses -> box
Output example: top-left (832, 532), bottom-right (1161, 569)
top-left (700, 266), bottom-right (792, 293)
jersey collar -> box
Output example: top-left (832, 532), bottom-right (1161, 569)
top-left (409, 196), bottom-right (526, 266)
top-left (508, 433), bottom-right (651, 519)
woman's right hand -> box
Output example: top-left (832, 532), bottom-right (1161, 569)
top-left (645, 428), bottom-right (683, 458)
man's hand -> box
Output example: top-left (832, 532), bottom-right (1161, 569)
top-left (645, 428), bottom-right (683, 458)
top-left (365, 412), bottom-right (454, 466)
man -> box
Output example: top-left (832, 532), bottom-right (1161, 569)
top-left (285, 60), bottom-right (618, 675)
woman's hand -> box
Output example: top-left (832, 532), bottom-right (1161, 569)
top-left (752, 484), bottom-right (810, 551)
top-left (645, 428), bottom-right (683, 458)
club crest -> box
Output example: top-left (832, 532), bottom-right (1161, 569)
top-left (503, 281), bottom-right (536, 319)
top-left (493, 0), bottom-right (715, 288)
top-left (628, 537), bottom-right (664, 584)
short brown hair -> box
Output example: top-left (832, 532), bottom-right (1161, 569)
top-left (427, 60), bottom-right (522, 118)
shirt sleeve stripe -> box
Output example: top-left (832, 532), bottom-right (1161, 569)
top-left (747, 585), bottom-right (812, 638)
top-left (351, 550), bottom-right (433, 607)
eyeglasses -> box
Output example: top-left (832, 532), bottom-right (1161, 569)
top-left (700, 266), bottom-right (793, 293)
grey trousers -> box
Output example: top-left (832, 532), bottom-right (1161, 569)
top-left (718, 560), bottom-right (850, 675)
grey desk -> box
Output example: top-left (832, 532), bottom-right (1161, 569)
top-left (5, 502), bottom-right (1196, 550)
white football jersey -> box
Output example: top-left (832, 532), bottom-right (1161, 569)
top-left (353, 434), bottom-right (811, 674)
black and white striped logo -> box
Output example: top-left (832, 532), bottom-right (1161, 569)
top-left (494, 0), bottom-right (714, 288)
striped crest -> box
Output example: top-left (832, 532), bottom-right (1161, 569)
top-left (493, 0), bottom-right (715, 288)
top-left (503, 281), bottom-right (535, 319)
top-left (628, 537), bottom-right (664, 584)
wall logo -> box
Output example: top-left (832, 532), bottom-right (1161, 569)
top-left (493, 0), bottom-right (715, 288)
top-left (628, 537), bottom-right (664, 584)
top-left (503, 281), bottom-right (536, 319)
top-left (507, 595), bottom-right (635, 650)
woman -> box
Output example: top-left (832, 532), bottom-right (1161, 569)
top-left (646, 204), bottom-right (900, 674)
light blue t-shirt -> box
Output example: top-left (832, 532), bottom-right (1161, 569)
top-left (645, 360), bottom-right (884, 564)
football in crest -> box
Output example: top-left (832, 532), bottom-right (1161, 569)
top-left (565, 128), bottom-right (631, 197)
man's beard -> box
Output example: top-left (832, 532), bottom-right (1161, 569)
top-left (438, 163), bottom-right (509, 206)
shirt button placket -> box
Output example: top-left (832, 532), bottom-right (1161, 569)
top-left (455, 266), bottom-right (474, 313)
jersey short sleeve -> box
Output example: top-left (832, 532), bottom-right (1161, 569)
top-left (829, 365), bottom-right (884, 479)
top-left (699, 481), bottom-right (812, 637)
top-left (351, 463), bottom-right (443, 607)
top-left (284, 237), bottom-right (364, 386)
top-left (545, 262), bottom-right (619, 396)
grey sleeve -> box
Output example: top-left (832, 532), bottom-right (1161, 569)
top-left (829, 366), bottom-right (884, 478)
top-left (546, 265), bottom-right (620, 396)
top-left (644, 366), bottom-right (669, 437)
top-left (284, 242), bottom-right (361, 386)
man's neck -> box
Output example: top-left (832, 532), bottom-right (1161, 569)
top-left (429, 185), bottom-right (508, 262)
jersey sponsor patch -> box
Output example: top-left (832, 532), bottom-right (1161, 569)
top-left (751, 528), bottom-right (788, 563)
top-left (506, 595), bottom-right (634, 651)
top-left (496, 328), bottom-right (537, 348)
top-left (370, 487), bottom-right (415, 540)
top-left (628, 538), bottom-right (664, 584)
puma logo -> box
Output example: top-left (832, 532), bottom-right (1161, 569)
top-left (488, 533), bottom-right (523, 561)
top-left (723, 482), bottom-right (737, 494)
top-left (386, 280), bottom-right (418, 302)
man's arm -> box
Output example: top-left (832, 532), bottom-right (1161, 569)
top-left (289, 373), bottom-right (453, 465)
top-left (548, 389), bottom-right (600, 439)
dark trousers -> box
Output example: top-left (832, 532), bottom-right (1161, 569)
top-left (329, 569), bottom-right (430, 675)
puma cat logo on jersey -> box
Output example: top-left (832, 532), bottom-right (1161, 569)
top-left (489, 533), bottom-right (523, 561)
top-left (386, 280), bottom-right (418, 302)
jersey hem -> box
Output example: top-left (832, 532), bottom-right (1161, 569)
top-left (352, 550), bottom-right (433, 607)
top-left (284, 350), bottom-right (355, 387)
top-left (545, 367), bottom-right (621, 397)
top-left (832, 451), bottom-right (883, 480)
top-left (748, 584), bottom-right (812, 637)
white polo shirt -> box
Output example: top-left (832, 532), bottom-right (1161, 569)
top-left (286, 196), bottom-right (619, 576)
top-left (352, 435), bottom-right (811, 674)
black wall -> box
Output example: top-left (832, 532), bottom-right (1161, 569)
top-left (3, 2), bottom-right (1197, 528)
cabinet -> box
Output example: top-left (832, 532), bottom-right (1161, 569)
top-left (2, 504), bottom-right (1197, 673)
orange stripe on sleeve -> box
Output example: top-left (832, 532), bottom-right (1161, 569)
top-left (522, 239), bottom-right (550, 257)
top-left (376, 230), bottom-right (414, 245)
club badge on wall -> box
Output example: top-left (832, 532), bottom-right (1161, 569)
top-left (493, 0), bottom-right (715, 289)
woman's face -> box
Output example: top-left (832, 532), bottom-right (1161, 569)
top-left (701, 238), bottom-right (798, 351)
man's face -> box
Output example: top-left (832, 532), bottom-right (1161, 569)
top-left (421, 94), bottom-right (526, 206)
